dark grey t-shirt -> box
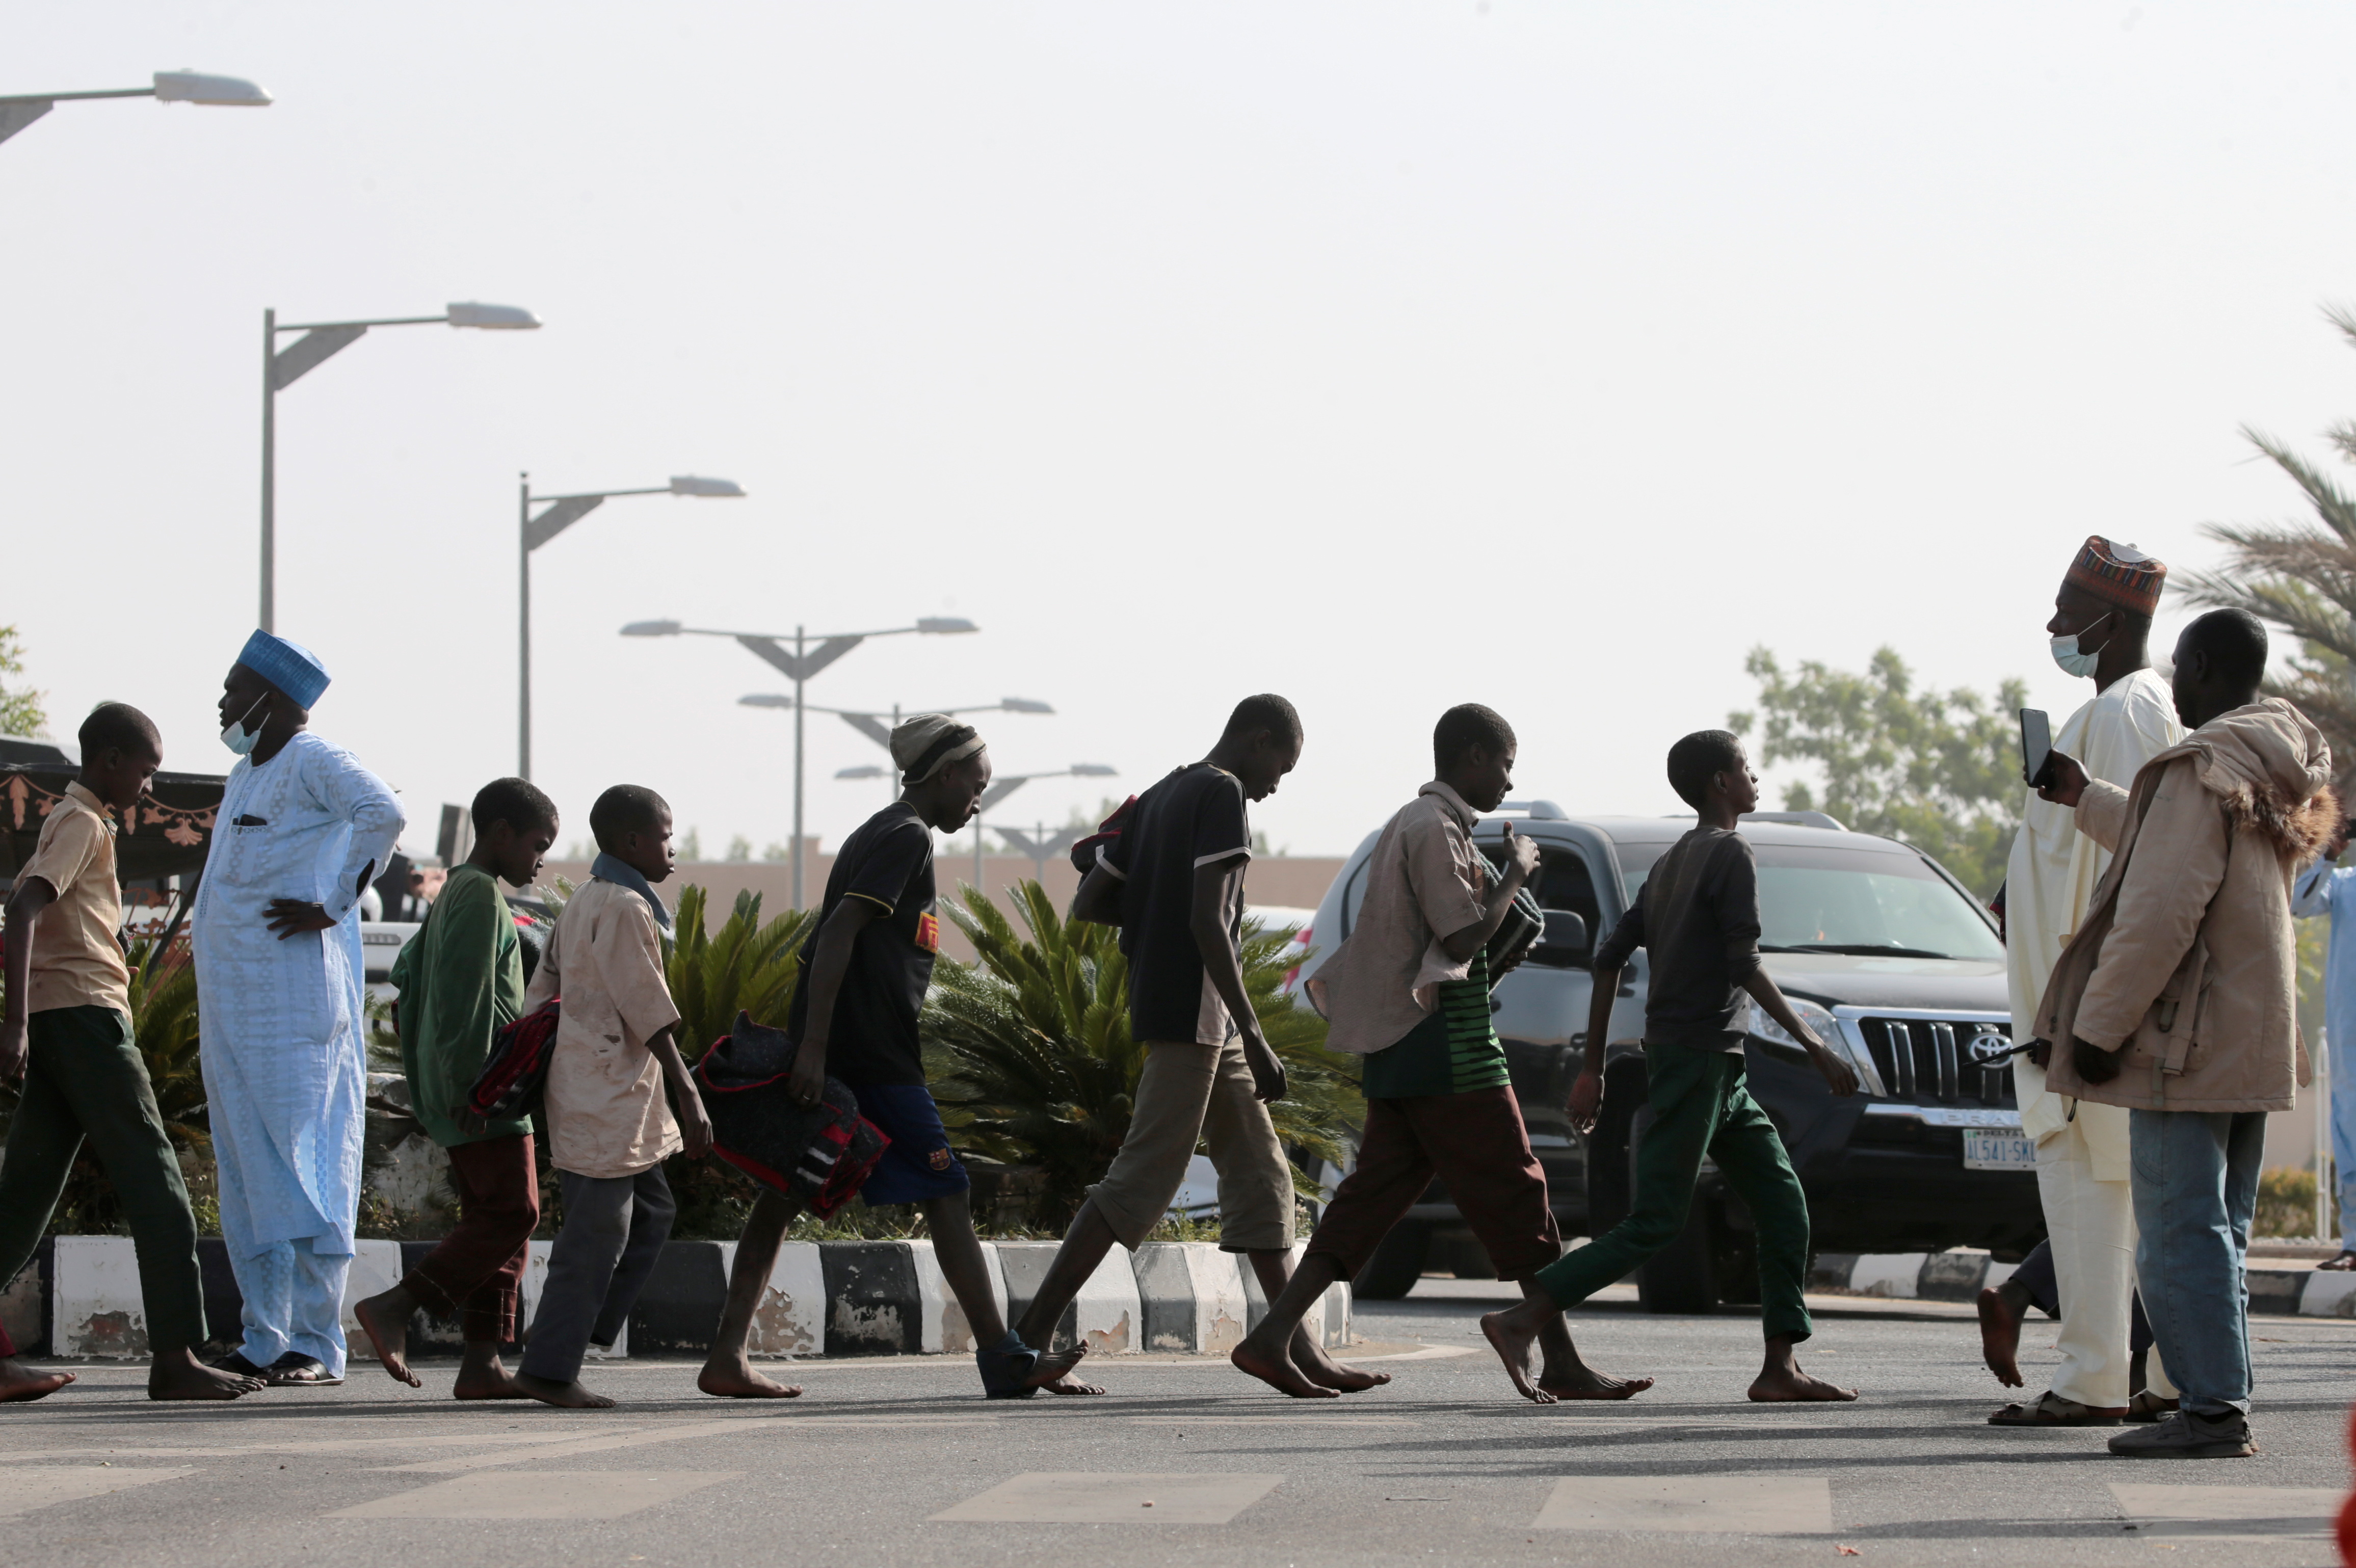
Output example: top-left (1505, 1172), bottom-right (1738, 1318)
top-left (1594, 826), bottom-right (1762, 1052)
top-left (1104, 763), bottom-right (1252, 1045)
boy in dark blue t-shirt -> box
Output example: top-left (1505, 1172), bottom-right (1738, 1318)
top-left (698, 715), bottom-right (1088, 1401)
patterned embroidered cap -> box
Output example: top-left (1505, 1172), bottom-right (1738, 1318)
top-left (234, 629), bottom-right (332, 709)
top-left (2063, 536), bottom-right (2167, 617)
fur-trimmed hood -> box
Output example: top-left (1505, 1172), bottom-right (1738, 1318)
top-left (2150, 697), bottom-right (2338, 859)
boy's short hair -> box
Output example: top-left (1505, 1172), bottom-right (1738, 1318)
top-left (472, 777), bottom-right (559, 837)
top-left (1666, 730), bottom-right (1744, 810)
top-left (79, 702), bottom-right (160, 761)
top-left (1223, 693), bottom-right (1303, 747)
top-left (2182, 607), bottom-right (2269, 687)
top-left (589, 784), bottom-right (670, 852)
top-left (1434, 704), bottom-right (1515, 774)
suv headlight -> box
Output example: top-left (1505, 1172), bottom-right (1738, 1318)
top-left (1746, 997), bottom-right (1885, 1097)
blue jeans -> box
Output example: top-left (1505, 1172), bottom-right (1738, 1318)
top-left (2129, 1108), bottom-right (2264, 1418)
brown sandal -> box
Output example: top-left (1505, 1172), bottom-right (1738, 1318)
top-left (1988, 1391), bottom-right (2125, 1426)
top-left (2122, 1390), bottom-right (2174, 1422)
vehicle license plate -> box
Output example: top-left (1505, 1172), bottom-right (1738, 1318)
top-left (1962, 1129), bottom-right (2035, 1171)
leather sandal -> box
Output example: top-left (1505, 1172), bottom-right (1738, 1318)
top-left (1988, 1390), bottom-right (2126, 1426)
top-left (2122, 1390), bottom-right (2174, 1422)
top-left (265, 1353), bottom-right (342, 1386)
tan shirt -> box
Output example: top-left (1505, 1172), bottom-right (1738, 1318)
top-left (525, 878), bottom-right (683, 1178)
top-left (1305, 782), bottom-right (1489, 1055)
top-left (17, 782), bottom-right (131, 1016)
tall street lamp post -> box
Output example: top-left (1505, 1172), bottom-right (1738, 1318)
top-left (0, 70), bottom-right (271, 146)
top-left (969, 765), bottom-right (1119, 893)
top-left (518, 474), bottom-right (744, 779)
top-left (621, 616), bottom-right (979, 908)
top-left (260, 301), bottom-right (540, 632)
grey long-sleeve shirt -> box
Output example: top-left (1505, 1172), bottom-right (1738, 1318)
top-left (1595, 826), bottom-right (1762, 1052)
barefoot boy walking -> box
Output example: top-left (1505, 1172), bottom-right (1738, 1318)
top-left (0, 704), bottom-right (262, 1403)
top-left (354, 777), bottom-right (560, 1398)
top-left (1234, 705), bottom-right (1631, 1401)
top-left (1480, 730), bottom-right (1859, 1404)
top-left (698, 715), bottom-right (1087, 1400)
top-left (515, 785), bottom-right (712, 1409)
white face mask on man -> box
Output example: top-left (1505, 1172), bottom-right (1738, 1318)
top-left (2050, 612), bottom-right (2112, 679)
top-left (220, 694), bottom-right (269, 756)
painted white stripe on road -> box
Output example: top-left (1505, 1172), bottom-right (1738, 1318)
top-left (376, 1419), bottom-right (775, 1472)
top-left (332, 1469), bottom-right (738, 1519)
top-left (2110, 1483), bottom-right (2339, 1541)
top-left (932, 1471), bottom-right (1285, 1524)
top-left (1532, 1475), bottom-right (1833, 1534)
top-left (0, 1466), bottom-right (196, 1516)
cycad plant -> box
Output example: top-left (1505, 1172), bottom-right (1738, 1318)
top-left (924, 880), bottom-right (1359, 1230)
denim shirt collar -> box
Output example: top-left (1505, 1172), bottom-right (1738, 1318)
top-left (590, 852), bottom-right (674, 932)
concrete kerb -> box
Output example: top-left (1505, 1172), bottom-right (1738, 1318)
top-left (24, 1234), bottom-right (1354, 1360)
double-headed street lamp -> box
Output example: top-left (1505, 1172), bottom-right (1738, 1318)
top-left (0, 70), bottom-right (271, 147)
top-left (261, 301), bottom-right (541, 631)
top-left (622, 616), bottom-right (979, 908)
top-left (519, 474), bottom-right (745, 779)
top-left (967, 765), bottom-right (1119, 893)
top-left (762, 696), bottom-right (1052, 807)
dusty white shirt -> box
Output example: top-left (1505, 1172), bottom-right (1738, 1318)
top-left (2004, 667), bottom-right (2181, 1176)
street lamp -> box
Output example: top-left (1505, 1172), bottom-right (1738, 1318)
top-left (518, 474), bottom-right (744, 779)
top-left (0, 70), bottom-right (272, 147)
top-left (260, 301), bottom-right (541, 631)
top-left (968, 765), bottom-right (1119, 894)
top-left (745, 695), bottom-right (1052, 807)
top-left (623, 616), bottom-right (980, 908)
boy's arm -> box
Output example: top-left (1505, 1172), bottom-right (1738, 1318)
top-left (788, 897), bottom-right (882, 1104)
top-left (1434, 823), bottom-right (1540, 963)
top-left (0, 876), bottom-right (59, 1082)
top-left (1742, 970), bottom-right (1858, 1097)
top-left (647, 1024), bottom-right (711, 1159)
top-left (1567, 897), bottom-right (1645, 1132)
top-left (1717, 841), bottom-right (1854, 1095)
top-left (1192, 855), bottom-right (1282, 1102)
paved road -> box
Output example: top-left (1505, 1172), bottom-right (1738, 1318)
top-left (3, 1280), bottom-right (2352, 1566)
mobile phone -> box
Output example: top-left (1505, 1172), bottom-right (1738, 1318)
top-left (2019, 708), bottom-right (2054, 789)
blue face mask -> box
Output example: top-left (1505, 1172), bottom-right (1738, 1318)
top-left (220, 694), bottom-right (267, 756)
top-left (2050, 612), bottom-right (2111, 679)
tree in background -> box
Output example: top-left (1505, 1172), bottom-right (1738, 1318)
top-left (1730, 646), bottom-right (2025, 898)
top-left (0, 626), bottom-right (47, 738)
top-left (2184, 305), bottom-right (2356, 782)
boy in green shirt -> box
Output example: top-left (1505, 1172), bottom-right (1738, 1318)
top-left (353, 778), bottom-right (558, 1397)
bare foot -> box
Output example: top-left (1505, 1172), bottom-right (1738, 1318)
top-left (0, 1358), bottom-right (75, 1403)
top-left (514, 1372), bottom-right (616, 1409)
top-left (1231, 1338), bottom-right (1343, 1398)
top-left (1749, 1365), bottom-right (1859, 1402)
top-left (1537, 1367), bottom-right (1654, 1401)
top-left (1478, 1308), bottom-right (1558, 1405)
top-left (147, 1350), bottom-right (262, 1401)
top-left (697, 1360), bottom-right (804, 1399)
top-left (353, 1293), bottom-right (422, 1389)
top-left (1976, 1286), bottom-right (2024, 1388)
top-left (452, 1357), bottom-right (535, 1400)
top-left (1293, 1340), bottom-right (1391, 1393)
top-left (1031, 1347), bottom-right (1104, 1395)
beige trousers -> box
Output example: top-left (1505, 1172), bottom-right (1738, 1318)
top-left (2035, 1118), bottom-right (2177, 1408)
top-left (1087, 1037), bottom-right (1295, 1253)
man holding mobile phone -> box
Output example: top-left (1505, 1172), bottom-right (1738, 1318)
top-left (1980, 537), bottom-right (2182, 1429)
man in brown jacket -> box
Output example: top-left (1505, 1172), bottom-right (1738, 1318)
top-left (2034, 608), bottom-right (2335, 1459)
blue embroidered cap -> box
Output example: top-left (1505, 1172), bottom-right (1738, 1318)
top-left (235, 629), bottom-right (332, 710)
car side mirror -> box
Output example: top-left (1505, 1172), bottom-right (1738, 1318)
top-left (1525, 909), bottom-right (1589, 968)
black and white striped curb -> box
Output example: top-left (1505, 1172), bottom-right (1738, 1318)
top-left (0, 1236), bottom-right (1353, 1361)
top-left (1809, 1248), bottom-right (2353, 1317)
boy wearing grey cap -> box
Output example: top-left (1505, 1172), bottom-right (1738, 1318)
top-left (698, 715), bottom-right (1091, 1399)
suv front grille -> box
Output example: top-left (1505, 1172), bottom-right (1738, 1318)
top-left (1856, 1016), bottom-right (2015, 1108)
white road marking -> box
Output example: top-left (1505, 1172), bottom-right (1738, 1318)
top-left (2110, 1483), bottom-right (2340, 1541)
top-left (1124, 1416), bottom-right (1412, 1427)
top-left (330, 1469), bottom-right (738, 1520)
top-left (0, 1466), bottom-right (196, 1516)
top-left (1532, 1475), bottom-right (1834, 1534)
top-left (931, 1471), bottom-right (1286, 1524)
top-left (376, 1419), bottom-right (772, 1472)
top-left (0, 1431), bottom-right (633, 1462)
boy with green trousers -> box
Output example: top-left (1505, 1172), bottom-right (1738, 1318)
top-left (0, 704), bottom-right (261, 1401)
top-left (1479, 729), bottom-right (1860, 1403)
top-left (354, 777), bottom-right (560, 1398)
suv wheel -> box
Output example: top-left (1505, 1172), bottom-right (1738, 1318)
top-left (1352, 1223), bottom-right (1428, 1300)
top-left (1629, 1105), bottom-right (1718, 1314)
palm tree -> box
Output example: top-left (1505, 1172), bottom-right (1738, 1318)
top-left (2184, 304), bottom-right (2356, 778)
top-left (924, 880), bottom-right (1359, 1230)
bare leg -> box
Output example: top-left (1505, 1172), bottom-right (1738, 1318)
top-left (0, 1356), bottom-right (74, 1402)
top-left (353, 1285), bottom-right (424, 1388)
top-left (147, 1345), bottom-right (263, 1401)
top-left (699, 1187), bottom-right (806, 1399)
top-left (1524, 1278), bottom-right (1651, 1399)
top-left (1477, 1294), bottom-right (1652, 1404)
top-left (1010, 1199), bottom-right (1120, 1352)
top-left (1239, 1248), bottom-right (1388, 1394)
top-left (1976, 1279), bottom-right (2031, 1388)
top-left (451, 1341), bottom-right (531, 1400)
top-left (1749, 1333), bottom-right (1858, 1402)
top-left (1231, 1252), bottom-right (1346, 1397)
top-left (924, 1191), bottom-right (1093, 1394)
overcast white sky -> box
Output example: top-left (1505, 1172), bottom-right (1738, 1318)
top-left (5, 3), bottom-right (2354, 868)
